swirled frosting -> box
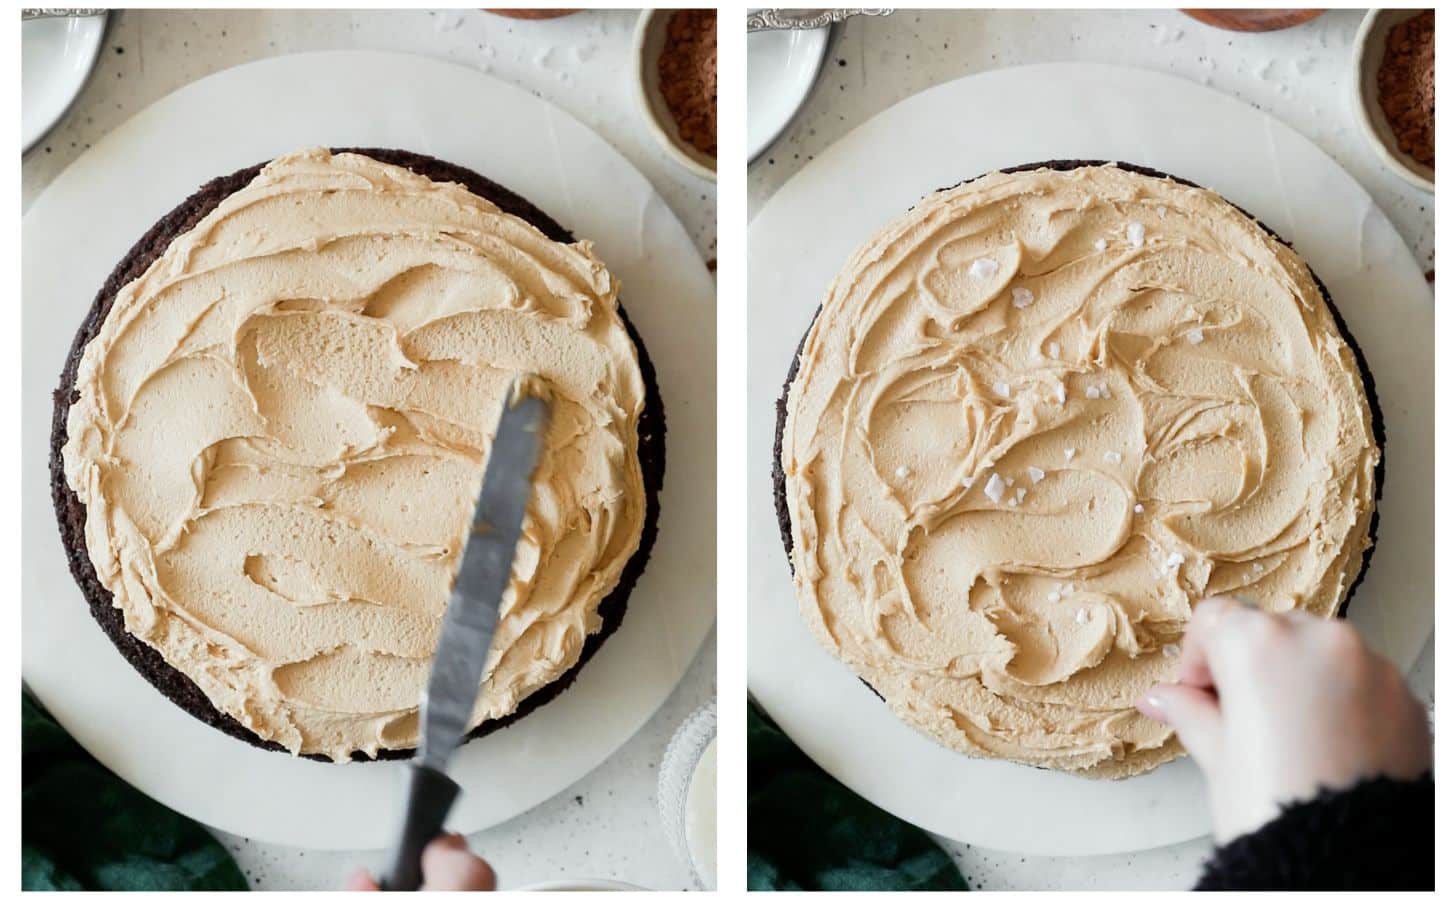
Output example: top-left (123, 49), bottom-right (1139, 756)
top-left (780, 165), bottom-right (1377, 778)
top-left (63, 149), bottom-right (647, 761)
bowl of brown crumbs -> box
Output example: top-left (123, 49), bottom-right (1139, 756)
top-left (634, 9), bottom-right (716, 182)
top-left (1353, 9), bottom-right (1435, 192)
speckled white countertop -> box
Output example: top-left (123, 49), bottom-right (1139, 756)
top-left (22, 8), bottom-right (714, 891)
top-left (749, 8), bottom-right (1433, 891)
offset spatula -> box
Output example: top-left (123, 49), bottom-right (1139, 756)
top-left (380, 386), bottom-right (549, 891)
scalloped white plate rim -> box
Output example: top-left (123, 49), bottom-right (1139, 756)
top-left (748, 62), bottom-right (1432, 857)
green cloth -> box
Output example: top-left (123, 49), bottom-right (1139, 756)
top-left (748, 701), bottom-right (966, 891)
top-left (22, 691), bottom-right (249, 891)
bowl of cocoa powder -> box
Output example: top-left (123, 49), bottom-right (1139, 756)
top-left (1353, 9), bottom-right (1435, 192)
top-left (633, 8), bottom-right (716, 182)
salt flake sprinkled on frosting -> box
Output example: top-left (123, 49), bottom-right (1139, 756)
top-left (1253, 561), bottom-right (1265, 573)
top-left (1061, 582), bottom-right (1074, 596)
top-left (1128, 222), bottom-right (1146, 248)
top-left (1104, 450), bottom-right (1122, 464)
top-left (1163, 552), bottom-right (1185, 572)
top-left (1007, 496), bottom-right (1020, 508)
top-left (970, 258), bottom-right (999, 279)
top-left (1027, 466), bottom-right (1045, 484)
top-left (1048, 341), bottom-right (1061, 359)
top-left (1075, 607), bottom-right (1091, 625)
top-left (1094, 238), bottom-right (1108, 252)
top-left (993, 381), bottom-right (1012, 399)
top-left (895, 465), bottom-right (910, 479)
top-left (984, 472), bottom-right (1007, 502)
top-left (1085, 385), bottom-right (1102, 400)
top-left (1053, 381), bottom-right (1067, 405)
top-left (1134, 502), bottom-right (1145, 513)
top-left (1187, 327), bottom-right (1205, 345)
top-left (1015, 487), bottom-right (1027, 503)
top-left (1046, 590), bottom-right (1062, 603)
top-left (1162, 643), bottom-right (1181, 658)
top-left (1157, 206), bottom-right (1169, 219)
top-left (1064, 447), bottom-right (1077, 461)
top-left (1099, 383), bottom-right (1112, 399)
top-left (1011, 287), bottom-right (1035, 309)
top-left (961, 476), bottom-right (976, 489)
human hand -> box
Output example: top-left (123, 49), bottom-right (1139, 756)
top-left (1137, 596), bottom-right (1431, 844)
top-left (345, 833), bottom-right (497, 891)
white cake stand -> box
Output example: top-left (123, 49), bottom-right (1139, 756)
top-left (23, 50), bottom-right (716, 851)
top-left (748, 62), bottom-right (1432, 856)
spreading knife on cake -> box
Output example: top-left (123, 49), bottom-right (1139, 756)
top-left (379, 381), bottom-right (549, 892)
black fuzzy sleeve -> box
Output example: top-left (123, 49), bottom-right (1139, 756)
top-left (1195, 773), bottom-right (1433, 890)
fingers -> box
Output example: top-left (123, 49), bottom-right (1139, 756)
top-left (1178, 594), bottom-right (1270, 690)
top-left (421, 834), bottom-right (497, 891)
top-left (1138, 682), bottom-right (1223, 764)
top-left (344, 869), bottom-right (380, 891)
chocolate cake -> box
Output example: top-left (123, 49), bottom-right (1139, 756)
top-left (51, 148), bottom-right (666, 762)
top-left (772, 160), bottom-right (1384, 778)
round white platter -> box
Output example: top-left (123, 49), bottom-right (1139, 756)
top-left (747, 23), bottom-right (830, 162)
top-left (22, 50), bottom-right (716, 851)
top-left (747, 62), bottom-right (1432, 857)
top-left (22, 11), bottom-right (108, 154)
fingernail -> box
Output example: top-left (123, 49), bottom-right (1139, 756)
top-left (1137, 692), bottom-right (1167, 721)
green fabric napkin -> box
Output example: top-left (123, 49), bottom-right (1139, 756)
top-left (22, 691), bottom-right (249, 891)
top-left (748, 700), bottom-right (967, 891)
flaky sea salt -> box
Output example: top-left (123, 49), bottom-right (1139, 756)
top-left (1075, 607), bottom-right (1091, 624)
top-left (1187, 327), bottom-right (1205, 345)
top-left (1163, 552), bottom-right (1185, 571)
top-left (1053, 381), bottom-right (1067, 405)
top-left (993, 381), bottom-right (1012, 399)
top-left (1104, 450), bottom-right (1122, 464)
top-left (984, 472), bottom-right (1007, 502)
top-left (970, 258), bottom-right (999, 279)
top-left (1048, 341), bottom-right (1061, 359)
top-left (1253, 562), bottom-right (1265, 573)
top-left (1064, 447), bottom-right (1077, 461)
top-left (1085, 385), bottom-right (1102, 400)
top-left (961, 476), bottom-right (976, 488)
top-left (1162, 643), bottom-right (1181, 658)
top-left (1027, 466), bottom-right (1046, 484)
top-left (1047, 590), bottom-right (1062, 603)
top-left (1011, 287), bottom-right (1035, 309)
top-left (1016, 487), bottom-right (1027, 502)
top-left (1128, 222), bottom-right (1146, 248)
top-left (895, 465), bottom-right (910, 479)
top-left (1094, 238), bottom-right (1108, 252)
top-left (1061, 582), bottom-right (1074, 596)
top-left (1134, 503), bottom-right (1145, 513)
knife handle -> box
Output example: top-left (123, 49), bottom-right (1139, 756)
top-left (380, 764), bottom-right (462, 891)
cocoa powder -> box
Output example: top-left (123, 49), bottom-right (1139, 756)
top-left (657, 9), bottom-right (716, 158)
top-left (1376, 9), bottom-right (1435, 169)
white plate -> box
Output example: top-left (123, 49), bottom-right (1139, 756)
top-left (22, 50), bottom-right (716, 851)
top-left (748, 62), bottom-right (1432, 857)
top-left (22, 12), bottom-right (107, 154)
top-left (747, 24), bottom-right (830, 162)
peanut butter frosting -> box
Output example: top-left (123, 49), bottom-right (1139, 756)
top-left (62, 148), bottom-right (647, 761)
top-left (780, 164), bottom-right (1377, 779)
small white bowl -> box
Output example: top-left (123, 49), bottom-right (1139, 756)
top-left (632, 9), bottom-right (716, 182)
top-left (1351, 9), bottom-right (1434, 193)
top-left (657, 704), bottom-right (716, 889)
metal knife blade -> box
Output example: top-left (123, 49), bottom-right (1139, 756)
top-left (417, 387), bottom-right (549, 772)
